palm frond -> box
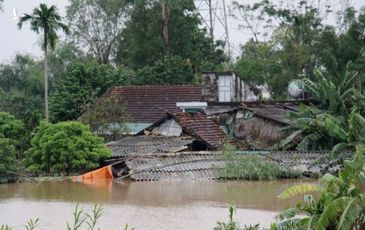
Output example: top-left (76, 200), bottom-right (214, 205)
top-left (278, 184), bottom-right (320, 200)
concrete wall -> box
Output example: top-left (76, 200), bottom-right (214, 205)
top-left (201, 72), bottom-right (219, 102)
top-left (202, 72), bottom-right (247, 102)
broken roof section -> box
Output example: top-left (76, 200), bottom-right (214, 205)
top-left (118, 151), bottom-right (224, 181)
top-left (107, 135), bottom-right (194, 158)
top-left (108, 85), bottom-right (203, 123)
top-left (172, 112), bottom-right (226, 149)
top-left (240, 101), bottom-right (299, 125)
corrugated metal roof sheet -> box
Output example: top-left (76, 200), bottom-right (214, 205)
top-left (108, 85), bottom-right (203, 123)
top-left (112, 150), bottom-right (345, 181)
top-left (152, 119), bottom-right (182, 136)
top-left (107, 135), bottom-right (194, 157)
top-left (266, 150), bottom-right (348, 173)
top-left (122, 152), bottom-right (224, 181)
top-left (241, 102), bottom-right (299, 125)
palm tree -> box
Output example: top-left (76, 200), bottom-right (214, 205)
top-left (18, 4), bottom-right (69, 121)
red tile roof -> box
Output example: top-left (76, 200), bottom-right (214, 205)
top-left (108, 85), bottom-right (203, 123)
top-left (172, 112), bottom-right (226, 149)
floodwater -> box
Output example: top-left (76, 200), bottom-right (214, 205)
top-left (0, 179), bottom-right (314, 230)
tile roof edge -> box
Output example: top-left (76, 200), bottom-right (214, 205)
top-left (111, 85), bottom-right (202, 89)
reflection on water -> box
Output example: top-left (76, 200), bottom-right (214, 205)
top-left (0, 179), bottom-right (316, 229)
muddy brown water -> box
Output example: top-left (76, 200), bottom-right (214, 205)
top-left (0, 179), bottom-right (315, 230)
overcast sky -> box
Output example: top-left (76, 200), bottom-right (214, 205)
top-left (0, 0), bottom-right (68, 63)
top-left (0, 0), bottom-right (364, 63)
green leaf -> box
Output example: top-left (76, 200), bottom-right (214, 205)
top-left (278, 184), bottom-right (320, 199)
top-left (315, 197), bottom-right (353, 230)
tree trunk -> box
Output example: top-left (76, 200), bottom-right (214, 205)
top-left (161, 0), bottom-right (170, 56)
top-left (44, 29), bottom-right (49, 122)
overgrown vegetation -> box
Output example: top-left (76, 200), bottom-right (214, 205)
top-left (218, 144), bottom-right (301, 180)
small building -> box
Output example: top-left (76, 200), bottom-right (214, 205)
top-left (201, 71), bottom-right (270, 102)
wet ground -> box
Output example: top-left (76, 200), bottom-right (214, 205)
top-left (0, 179), bottom-right (315, 229)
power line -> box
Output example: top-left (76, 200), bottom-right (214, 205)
top-left (194, 0), bottom-right (231, 57)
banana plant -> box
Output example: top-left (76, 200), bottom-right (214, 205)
top-left (281, 67), bottom-right (365, 157)
top-left (276, 146), bottom-right (365, 230)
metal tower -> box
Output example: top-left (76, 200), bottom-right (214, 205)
top-left (195, 0), bottom-right (231, 56)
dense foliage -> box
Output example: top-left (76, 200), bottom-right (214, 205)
top-left (50, 61), bottom-right (121, 122)
top-left (66, 0), bottom-right (130, 64)
top-left (276, 146), bottom-right (365, 230)
top-left (0, 55), bottom-right (43, 119)
top-left (116, 0), bottom-right (227, 71)
top-left (233, 1), bottom-right (365, 98)
top-left (0, 138), bottom-right (17, 181)
top-left (26, 121), bottom-right (111, 175)
top-left (280, 68), bottom-right (365, 156)
top-left (0, 112), bottom-right (24, 180)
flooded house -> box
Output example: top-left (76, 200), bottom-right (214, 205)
top-left (78, 72), bottom-right (324, 181)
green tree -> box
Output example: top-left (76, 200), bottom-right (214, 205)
top-left (18, 3), bottom-right (69, 122)
top-left (233, 1), bottom-right (365, 99)
top-left (79, 94), bottom-right (130, 139)
top-left (116, 0), bottom-right (227, 72)
top-left (26, 121), bottom-right (111, 175)
top-left (66, 0), bottom-right (131, 64)
top-left (126, 55), bottom-right (195, 85)
top-left (0, 54), bottom-right (43, 119)
top-left (0, 112), bottom-right (24, 181)
top-left (50, 61), bottom-right (122, 122)
top-left (48, 42), bottom-right (86, 89)
top-left (0, 138), bottom-right (17, 181)
top-left (0, 112), bottom-right (25, 158)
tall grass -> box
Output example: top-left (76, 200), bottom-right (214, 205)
top-left (0, 205), bottom-right (134, 230)
top-left (217, 144), bottom-right (301, 180)
top-left (214, 206), bottom-right (261, 230)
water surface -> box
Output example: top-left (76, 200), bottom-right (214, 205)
top-left (0, 179), bottom-right (314, 229)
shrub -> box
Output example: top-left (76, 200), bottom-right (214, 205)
top-left (26, 121), bottom-right (111, 175)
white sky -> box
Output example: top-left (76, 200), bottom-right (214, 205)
top-left (0, 0), bottom-right (364, 63)
top-left (0, 0), bottom-right (69, 63)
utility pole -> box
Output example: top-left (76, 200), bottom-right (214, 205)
top-left (208, 0), bottom-right (214, 39)
top-left (195, 0), bottom-right (231, 56)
